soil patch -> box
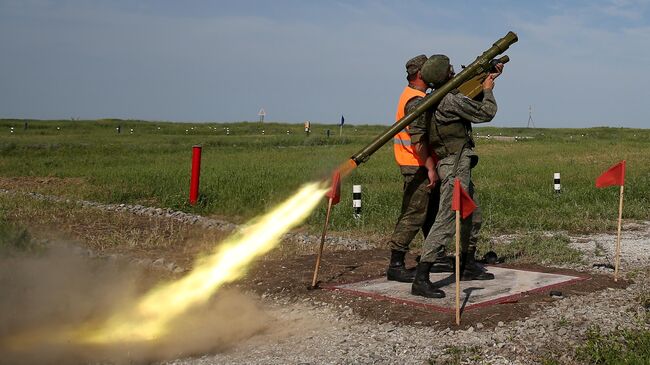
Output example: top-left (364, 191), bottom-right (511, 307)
top-left (0, 176), bottom-right (87, 193)
top-left (244, 249), bottom-right (628, 329)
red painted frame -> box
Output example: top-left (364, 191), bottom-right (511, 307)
top-left (322, 267), bottom-right (590, 313)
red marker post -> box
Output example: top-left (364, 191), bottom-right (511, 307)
top-left (189, 145), bottom-right (202, 205)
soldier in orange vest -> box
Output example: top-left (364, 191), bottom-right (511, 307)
top-left (385, 55), bottom-right (449, 297)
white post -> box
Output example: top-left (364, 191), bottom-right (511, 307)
top-left (352, 185), bottom-right (362, 219)
top-left (554, 172), bottom-right (561, 194)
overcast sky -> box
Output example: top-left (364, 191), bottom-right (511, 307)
top-left (1, 0), bottom-right (649, 128)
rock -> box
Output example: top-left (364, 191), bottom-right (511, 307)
top-left (152, 258), bottom-right (165, 266)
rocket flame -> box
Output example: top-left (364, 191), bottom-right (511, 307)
top-left (80, 181), bottom-right (328, 344)
top-left (4, 181), bottom-right (328, 350)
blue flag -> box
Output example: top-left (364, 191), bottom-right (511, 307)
top-left (340, 115), bottom-right (345, 126)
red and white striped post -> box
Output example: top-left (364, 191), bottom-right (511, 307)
top-left (189, 145), bottom-right (202, 205)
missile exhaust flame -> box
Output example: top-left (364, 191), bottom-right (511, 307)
top-left (81, 181), bottom-right (328, 344)
top-left (4, 181), bottom-right (328, 349)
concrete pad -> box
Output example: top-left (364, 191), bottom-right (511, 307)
top-left (326, 267), bottom-right (587, 312)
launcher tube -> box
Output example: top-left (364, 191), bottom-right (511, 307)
top-left (350, 31), bottom-right (518, 166)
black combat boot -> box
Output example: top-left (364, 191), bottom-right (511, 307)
top-left (411, 262), bottom-right (445, 298)
top-left (386, 250), bottom-right (416, 283)
top-left (460, 250), bottom-right (495, 281)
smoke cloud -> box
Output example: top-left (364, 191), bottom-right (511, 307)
top-left (0, 243), bottom-right (270, 365)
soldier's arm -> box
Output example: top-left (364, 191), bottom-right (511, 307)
top-left (406, 98), bottom-right (438, 187)
top-left (437, 90), bottom-right (497, 124)
top-left (406, 97), bottom-right (427, 144)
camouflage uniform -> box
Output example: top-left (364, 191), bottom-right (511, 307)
top-left (388, 96), bottom-right (440, 252)
top-left (410, 89), bottom-right (497, 262)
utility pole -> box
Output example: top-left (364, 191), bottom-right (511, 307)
top-left (527, 105), bottom-right (536, 128)
top-left (258, 108), bottom-right (266, 123)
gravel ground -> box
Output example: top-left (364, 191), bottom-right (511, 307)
top-left (164, 273), bottom-right (648, 365)
top-left (570, 221), bottom-right (650, 272)
top-left (3, 189), bottom-right (649, 364)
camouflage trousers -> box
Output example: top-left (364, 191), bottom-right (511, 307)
top-left (420, 149), bottom-right (482, 263)
top-left (388, 167), bottom-right (440, 252)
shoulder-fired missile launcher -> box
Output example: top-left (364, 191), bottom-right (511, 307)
top-left (346, 31), bottom-right (518, 169)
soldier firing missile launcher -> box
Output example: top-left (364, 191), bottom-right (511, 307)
top-left (348, 31), bottom-right (518, 168)
top-left (315, 32), bottom-right (518, 291)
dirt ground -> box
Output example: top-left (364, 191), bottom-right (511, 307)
top-left (242, 251), bottom-right (627, 329)
top-left (57, 213), bottom-right (628, 331)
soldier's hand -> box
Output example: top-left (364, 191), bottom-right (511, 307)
top-left (483, 63), bottom-right (503, 90)
top-left (483, 63), bottom-right (504, 90)
top-left (482, 75), bottom-right (495, 90)
top-left (426, 168), bottom-right (438, 189)
top-left (493, 63), bottom-right (504, 76)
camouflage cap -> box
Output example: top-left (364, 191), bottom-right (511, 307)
top-left (421, 54), bottom-right (451, 87)
top-left (406, 54), bottom-right (428, 77)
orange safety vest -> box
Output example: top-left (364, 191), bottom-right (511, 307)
top-left (393, 86), bottom-right (426, 166)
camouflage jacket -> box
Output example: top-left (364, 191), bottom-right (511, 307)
top-left (409, 89), bottom-right (497, 148)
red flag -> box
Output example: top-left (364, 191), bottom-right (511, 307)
top-left (451, 178), bottom-right (476, 219)
top-left (596, 160), bottom-right (626, 188)
top-left (325, 170), bottom-right (341, 205)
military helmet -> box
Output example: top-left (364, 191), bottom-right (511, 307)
top-left (405, 54), bottom-right (428, 79)
top-left (421, 54), bottom-right (451, 88)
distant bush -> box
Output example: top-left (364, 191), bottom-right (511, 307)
top-left (0, 142), bottom-right (16, 153)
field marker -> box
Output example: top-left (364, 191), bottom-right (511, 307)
top-left (554, 173), bottom-right (561, 194)
top-left (615, 184), bottom-right (624, 281)
top-left (189, 145), bottom-right (202, 205)
top-left (353, 185), bottom-right (362, 219)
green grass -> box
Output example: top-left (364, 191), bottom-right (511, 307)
top-left (486, 233), bottom-right (583, 265)
top-left (429, 345), bottom-right (482, 365)
top-left (576, 326), bottom-right (650, 364)
top-left (0, 220), bottom-right (37, 254)
top-left (1, 119), bottom-right (649, 237)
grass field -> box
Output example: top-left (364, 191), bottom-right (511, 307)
top-left (1, 119), bottom-right (649, 238)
